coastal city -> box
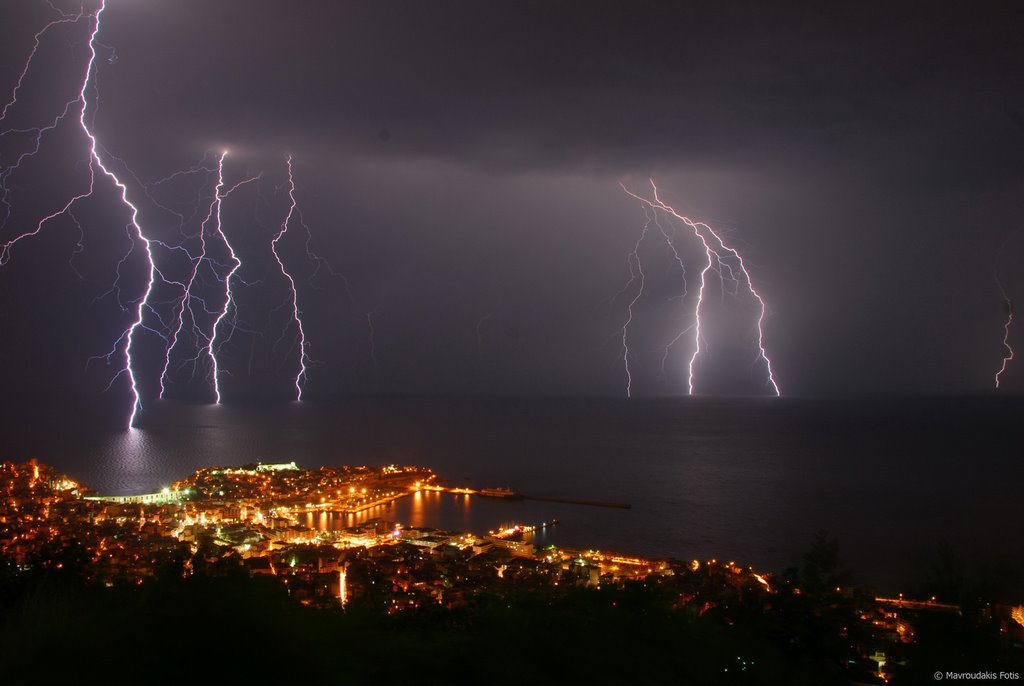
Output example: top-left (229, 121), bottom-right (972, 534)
top-left (3, 1), bottom-right (1023, 683)
top-left (1, 458), bottom-right (1021, 683)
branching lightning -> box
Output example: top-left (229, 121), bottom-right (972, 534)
top-left (0, 3), bottom-right (92, 260)
top-left (160, 151), bottom-right (260, 401)
top-left (0, 5), bottom-right (86, 124)
top-left (270, 155), bottom-right (312, 400)
top-left (649, 209), bottom-right (692, 379)
top-left (158, 153), bottom-right (223, 399)
top-left (0, 1), bottom-right (164, 427)
top-left (616, 206), bottom-right (652, 397)
top-left (2, 2), bottom-right (350, 421)
top-left (206, 160), bottom-right (266, 403)
top-left (3, 6), bottom-right (782, 414)
top-left (992, 230), bottom-right (1018, 390)
top-left (620, 180), bottom-right (780, 397)
top-left (82, 3), bottom-right (159, 427)
top-left (995, 275), bottom-right (1015, 389)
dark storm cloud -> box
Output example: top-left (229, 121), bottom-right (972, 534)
top-left (96, 1), bottom-right (1024, 181)
top-left (2, 0), bottom-right (1024, 402)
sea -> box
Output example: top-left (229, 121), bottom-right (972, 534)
top-left (3, 394), bottom-right (1022, 594)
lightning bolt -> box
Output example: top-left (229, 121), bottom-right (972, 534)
top-left (1, 1), bottom-right (164, 427)
top-left (270, 155), bottom-right (311, 400)
top-left (992, 231), bottom-right (1018, 390)
top-left (83, 1), bottom-right (159, 427)
top-left (0, 4), bottom-right (92, 260)
top-left (116, 150), bottom-right (219, 239)
top-left (995, 276), bottom-right (1015, 389)
top-left (158, 152), bottom-right (223, 399)
top-left (649, 209), bottom-right (692, 380)
top-left (0, 4), bottom-right (86, 124)
top-left (615, 206), bottom-right (653, 397)
top-left (160, 151), bottom-right (260, 401)
top-left (621, 180), bottom-right (780, 397)
top-left (613, 204), bottom-right (694, 396)
top-left (205, 159), bottom-right (265, 403)
top-left (4, 3), bottom-right (345, 417)
top-left (268, 154), bottom-right (350, 396)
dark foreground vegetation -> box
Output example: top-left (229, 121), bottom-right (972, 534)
top-left (1, 459), bottom-right (1021, 684)
top-left (1, 556), bottom-right (1021, 686)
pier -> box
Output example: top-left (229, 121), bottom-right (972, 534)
top-left (416, 485), bottom-right (631, 510)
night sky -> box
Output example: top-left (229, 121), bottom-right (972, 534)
top-left (2, 0), bottom-right (1023, 412)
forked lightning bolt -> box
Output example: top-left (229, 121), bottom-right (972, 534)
top-left (614, 205), bottom-right (697, 395)
top-left (84, 2), bottom-right (158, 427)
top-left (0, 5), bottom-right (91, 258)
top-left (271, 155), bottom-right (312, 400)
top-left (995, 275), bottom-right (1015, 389)
top-left (621, 180), bottom-right (780, 396)
top-left (0, 5), bottom-right (86, 124)
top-left (2, 1), bottom-right (161, 427)
top-left (615, 206), bottom-right (652, 397)
top-left (207, 159), bottom-right (265, 404)
top-left (159, 153), bottom-right (223, 399)
top-left (3, 2), bottom-right (348, 419)
top-left (160, 151), bottom-right (259, 401)
top-left (649, 210), bottom-right (692, 379)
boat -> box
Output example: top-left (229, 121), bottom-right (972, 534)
top-left (477, 487), bottom-right (523, 500)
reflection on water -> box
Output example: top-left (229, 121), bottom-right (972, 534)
top-left (300, 491), bottom-right (476, 531)
top-left (95, 428), bottom-right (162, 494)
top-left (299, 491), bottom-right (577, 552)
top-left (297, 491), bottom-right (559, 548)
top-left (4, 395), bottom-right (1023, 591)
top-left (410, 490), bottom-right (423, 525)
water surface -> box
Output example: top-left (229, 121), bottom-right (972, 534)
top-left (3, 395), bottom-right (1021, 592)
